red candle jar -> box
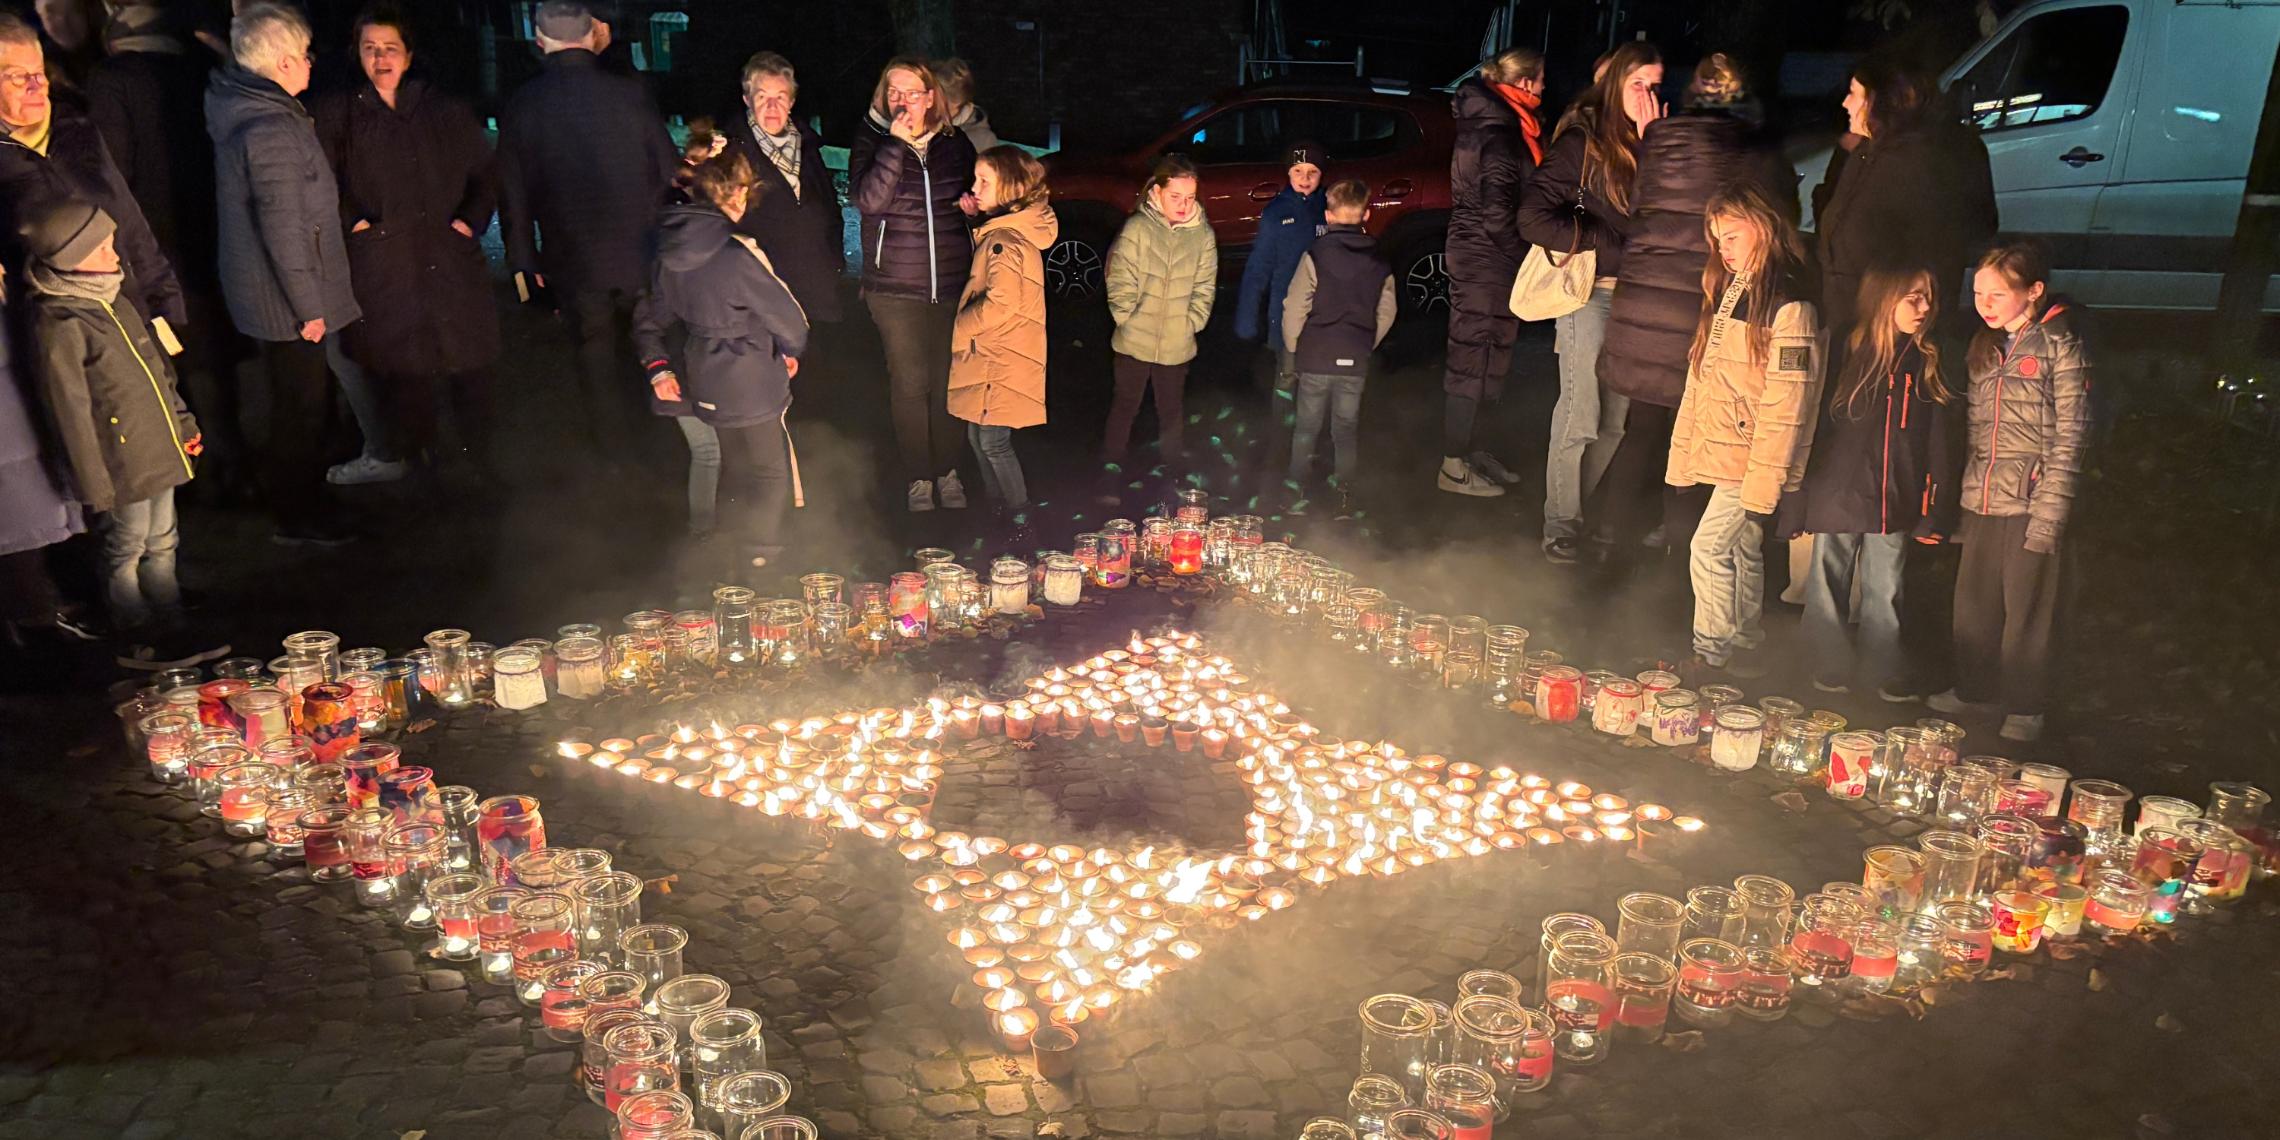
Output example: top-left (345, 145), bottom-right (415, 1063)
top-left (1169, 525), bottom-right (1204, 576)
top-left (1537, 666), bottom-right (1584, 723)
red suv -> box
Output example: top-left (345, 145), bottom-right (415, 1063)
top-left (1044, 82), bottom-right (1456, 318)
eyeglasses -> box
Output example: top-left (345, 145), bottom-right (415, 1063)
top-left (0, 68), bottom-right (50, 92)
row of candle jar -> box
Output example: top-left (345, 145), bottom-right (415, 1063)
top-left (1070, 515), bottom-right (1222, 584)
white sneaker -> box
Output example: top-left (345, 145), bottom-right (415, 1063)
top-left (1466, 451), bottom-right (1522, 486)
top-left (1925, 689), bottom-right (1988, 715)
top-left (1999, 714), bottom-right (2045, 743)
top-left (937, 470), bottom-right (968, 509)
top-left (1437, 458), bottom-right (1506, 498)
top-left (327, 453), bottom-right (407, 485)
top-left (907, 479), bottom-right (935, 512)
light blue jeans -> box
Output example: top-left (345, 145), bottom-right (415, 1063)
top-left (1687, 485), bottom-right (1764, 664)
top-left (104, 489), bottom-right (182, 630)
top-left (1543, 282), bottom-right (1624, 546)
top-left (967, 423), bottom-right (1029, 509)
top-left (1802, 531), bottom-right (1907, 686)
top-left (326, 336), bottom-right (393, 461)
top-left (674, 415), bottom-right (721, 534)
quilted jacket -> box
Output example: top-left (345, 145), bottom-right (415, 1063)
top-left (1105, 199), bottom-right (1216, 366)
top-left (949, 202), bottom-right (1056, 428)
top-left (1960, 300), bottom-right (2091, 552)
top-left (1668, 272), bottom-right (1827, 514)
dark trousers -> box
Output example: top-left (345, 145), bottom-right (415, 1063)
top-left (1105, 353), bottom-right (1188, 464)
top-left (565, 288), bottom-right (643, 451)
top-left (175, 288), bottom-right (250, 485)
top-left (384, 367), bottom-right (495, 468)
top-left (717, 417), bottom-right (794, 560)
top-left (1594, 400), bottom-right (1679, 545)
top-left (1259, 344), bottom-right (1297, 477)
top-left (0, 548), bottom-right (60, 624)
top-left (1442, 393), bottom-right (1482, 459)
top-left (258, 337), bottom-right (334, 523)
top-left (1952, 512), bottom-right (2062, 716)
top-left (865, 293), bottom-right (959, 482)
top-left (1290, 370), bottom-right (1365, 485)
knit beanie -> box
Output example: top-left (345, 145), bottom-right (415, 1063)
top-left (1283, 140), bottom-right (1326, 172)
top-left (20, 200), bottom-right (116, 269)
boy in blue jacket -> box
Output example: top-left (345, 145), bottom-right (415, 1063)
top-left (1234, 142), bottom-right (1326, 470)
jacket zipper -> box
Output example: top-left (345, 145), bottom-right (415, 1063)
top-left (875, 219), bottom-right (887, 269)
top-left (102, 300), bottom-right (193, 480)
top-left (1981, 340), bottom-right (2008, 514)
top-left (917, 146), bottom-right (939, 303)
top-left (1879, 371), bottom-right (1894, 534)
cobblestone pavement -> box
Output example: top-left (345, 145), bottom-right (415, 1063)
top-left (6, 581), bottom-right (2279, 1140)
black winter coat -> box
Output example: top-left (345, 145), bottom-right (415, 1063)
top-left (1784, 340), bottom-right (1960, 538)
top-left (314, 78), bottom-right (501, 378)
top-left (633, 204), bottom-right (810, 429)
top-left (497, 50), bottom-right (679, 295)
top-left (1815, 122), bottom-right (1997, 338)
top-left (1443, 79), bottom-right (1536, 400)
top-left (0, 106), bottom-right (186, 329)
top-left (1518, 119), bottom-right (1632, 282)
top-left (85, 46), bottom-right (218, 285)
top-left (849, 114), bottom-right (976, 304)
top-left (207, 66), bottom-right (363, 342)
top-left (722, 123), bottom-right (846, 323)
top-left (1599, 106), bottom-right (1798, 408)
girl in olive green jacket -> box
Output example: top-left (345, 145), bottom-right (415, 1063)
top-left (1102, 155), bottom-right (1215, 467)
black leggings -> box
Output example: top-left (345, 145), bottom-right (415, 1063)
top-left (258, 337), bottom-right (335, 523)
top-left (1593, 400), bottom-right (1678, 545)
top-left (866, 293), bottom-right (960, 482)
top-left (717, 418), bottom-right (795, 560)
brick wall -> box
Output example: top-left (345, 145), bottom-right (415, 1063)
top-left (954, 0), bottom-right (1248, 152)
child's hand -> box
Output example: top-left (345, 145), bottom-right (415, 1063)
top-left (183, 434), bottom-right (203, 457)
top-left (650, 371), bottom-right (683, 402)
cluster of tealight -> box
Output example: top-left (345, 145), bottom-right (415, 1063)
top-left (115, 633), bottom-right (824, 1140)
top-left (549, 630), bottom-right (1706, 1069)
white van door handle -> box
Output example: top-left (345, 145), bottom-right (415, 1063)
top-left (2059, 147), bottom-right (2105, 167)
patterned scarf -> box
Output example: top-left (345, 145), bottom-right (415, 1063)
top-left (751, 116), bottom-right (802, 202)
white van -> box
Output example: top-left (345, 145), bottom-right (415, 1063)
top-left (1802, 0), bottom-right (2280, 310)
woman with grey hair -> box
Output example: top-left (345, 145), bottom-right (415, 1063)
top-left (719, 50), bottom-right (844, 323)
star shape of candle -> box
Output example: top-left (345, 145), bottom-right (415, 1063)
top-left (553, 632), bottom-right (1706, 1033)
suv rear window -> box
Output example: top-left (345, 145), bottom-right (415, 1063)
top-left (1958, 5), bottom-right (2129, 132)
top-left (1185, 99), bottom-right (1421, 164)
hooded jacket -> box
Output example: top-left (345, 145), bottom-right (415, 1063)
top-left (1105, 199), bottom-right (1216, 366)
top-left (721, 121), bottom-right (846, 323)
top-left (1667, 271), bottom-right (1826, 513)
top-left (1786, 339), bottom-right (1961, 538)
top-left (496, 49), bottom-right (679, 295)
top-left (949, 202), bottom-right (1057, 428)
top-left (1816, 122), bottom-right (1997, 338)
top-left (1961, 300), bottom-right (2091, 552)
top-left (849, 111), bottom-right (977, 303)
top-left (632, 203), bottom-right (810, 429)
top-left (1232, 184), bottom-right (1325, 345)
top-left (0, 103), bottom-right (186, 329)
top-left (952, 104), bottom-right (1000, 153)
top-left (1442, 78), bottom-right (1537, 402)
top-left (1600, 104), bottom-right (1797, 408)
top-left (23, 274), bottom-right (198, 513)
top-left (206, 65), bottom-right (362, 341)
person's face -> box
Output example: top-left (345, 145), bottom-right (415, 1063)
top-left (1150, 175), bottom-right (1199, 224)
top-left (1518, 73), bottom-right (1545, 97)
top-left (273, 42), bottom-right (313, 97)
top-left (1973, 267), bottom-right (2044, 330)
top-left (0, 41), bottom-right (51, 130)
top-left (1844, 79), bottom-right (1872, 138)
top-left (1710, 212), bottom-right (1762, 274)
top-left (359, 25), bottom-right (410, 93)
top-left (1622, 63), bottom-right (1663, 129)
top-left (1287, 162), bottom-right (1321, 195)
top-left (885, 68), bottom-right (933, 123)
top-left (1894, 285), bottom-right (1932, 337)
top-left (34, 0), bottom-right (88, 50)
top-left (719, 185), bottom-right (749, 223)
top-left (76, 233), bottom-right (120, 275)
top-left (746, 73), bottom-right (795, 136)
top-left (973, 162), bottom-right (1003, 212)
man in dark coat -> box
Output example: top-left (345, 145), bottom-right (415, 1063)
top-left (0, 14), bottom-right (186, 334)
top-left (1438, 63), bottom-right (1542, 498)
top-left (207, 3), bottom-right (362, 545)
top-left (722, 51), bottom-right (844, 325)
top-left (314, 9), bottom-right (499, 474)
top-left (497, 0), bottom-right (678, 453)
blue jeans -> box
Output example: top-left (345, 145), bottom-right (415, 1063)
top-left (967, 423), bottom-right (1029, 508)
top-left (1687, 485), bottom-right (1764, 664)
top-left (1544, 282), bottom-right (1624, 545)
top-left (1803, 531), bottom-right (1907, 686)
top-left (104, 489), bottom-right (182, 630)
top-left (674, 415), bottom-right (720, 534)
top-left (1289, 371), bottom-right (1364, 485)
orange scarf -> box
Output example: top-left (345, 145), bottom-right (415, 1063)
top-left (1493, 82), bottom-right (1544, 165)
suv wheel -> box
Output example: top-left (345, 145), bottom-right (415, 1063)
top-left (1399, 246), bottom-right (1450, 317)
top-left (1046, 233), bottom-right (1106, 302)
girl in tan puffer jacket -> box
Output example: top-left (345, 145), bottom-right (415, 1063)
top-left (1667, 183), bottom-right (1826, 675)
top-left (950, 146), bottom-right (1057, 519)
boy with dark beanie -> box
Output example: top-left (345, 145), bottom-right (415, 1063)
top-left (18, 198), bottom-right (221, 668)
top-left (1280, 177), bottom-right (1394, 518)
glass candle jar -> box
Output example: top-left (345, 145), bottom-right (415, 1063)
top-left (578, 970), bottom-right (646, 1022)
top-left (1891, 913), bottom-right (1947, 991)
top-left (1988, 890), bottom-right (2050, 954)
top-left (541, 959), bottom-right (606, 1042)
top-left (1301, 1120), bottom-right (1360, 1140)
top-left (1862, 845), bottom-right (1926, 920)
top-left (1449, 994), bottom-right (1548, 1112)
top-left (616, 1089), bottom-right (696, 1140)
top-left (689, 1006), bottom-right (768, 1111)
top-left (213, 762), bottom-right (272, 838)
top-left (493, 646), bottom-right (547, 710)
top-left (1544, 930), bottom-right (1615, 1066)
top-left (1535, 666), bottom-right (1583, 723)
top-left (1735, 947), bottom-right (1795, 1021)
top-left (2128, 826), bottom-right (2199, 925)
top-left (1610, 953), bottom-right (1675, 1043)
top-left (575, 871), bottom-right (644, 966)
top-left (1614, 892), bottom-right (1685, 961)
top-left (300, 805), bottom-right (353, 882)
top-left (298, 681), bottom-right (360, 763)
top-left (226, 688), bottom-right (292, 749)
top-left (1766, 718), bottom-right (1830, 783)
top-left (601, 1021), bottom-right (681, 1113)
top-left (337, 742), bottom-right (398, 809)
top-left (1649, 690), bottom-right (1701, 747)
top-left (1358, 994), bottom-right (1437, 1099)
top-left (1440, 649), bottom-right (1482, 690)
top-left (2066, 779), bottom-right (2133, 852)
top-left (1674, 937), bottom-right (1744, 1028)
top-left (1169, 523), bottom-right (1205, 575)
top-left (710, 586), bottom-right (761, 665)
top-left (990, 558), bottom-right (1032, 614)
top-left (425, 872), bottom-right (485, 961)
top-left (264, 788), bottom-right (311, 853)
top-left (1916, 830), bottom-right (1984, 907)
top-left (1042, 555), bottom-right (1084, 606)
top-left (1682, 886), bottom-right (1743, 943)
top-left (476, 794), bottom-right (546, 882)
top-left (1592, 679), bottom-right (1644, 736)
top-left (420, 629), bottom-right (475, 707)
top-left (716, 1070), bottom-right (794, 1139)
top-left (1732, 875), bottom-right (1795, 950)
top-left (1141, 517), bottom-right (1174, 568)
top-left (1094, 526), bottom-right (1133, 588)
top-left (1934, 764), bottom-right (2000, 828)
top-left (554, 636), bottom-right (607, 699)
top-left (1974, 815), bottom-right (2039, 893)
top-left (2133, 795), bottom-right (2201, 835)
top-left (1849, 915), bottom-right (1901, 995)
top-left (2205, 781), bottom-right (2270, 835)
top-left (510, 892), bottom-right (579, 1004)
top-left (142, 710), bottom-right (196, 784)
top-left (1347, 1073), bottom-right (1411, 1137)
top-left (1995, 779), bottom-right (2052, 819)
top-left (1935, 900), bottom-right (1994, 977)
top-left (1786, 894), bottom-right (1863, 997)
top-left (1534, 913), bottom-right (1604, 1004)
top-left (2032, 881), bottom-right (2088, 939)
top-left (1424, 1063), bottom-right (1496, 1140)
top-left (2084, 868), bottom-right (2151, 934)
top-left (1825, 730), bottom-right (1878, 798)
top-left (1709, 706), bottom-right (1766, 772)
top-left (650, 973), bottom-right (733, 1050)
top-left (377, 764), bottom-right (438, 826)
top-left (620, 923), bottom-right (689, 991)
top-left (474, 884), bottom-right (529, 985)
top-left (382, 820), bottom-right (449, 929)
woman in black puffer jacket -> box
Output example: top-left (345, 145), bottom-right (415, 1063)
top-left (850, 56), bottom-right (977, 512)
top-left (1592, 53), bottom-right (1798, 552)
